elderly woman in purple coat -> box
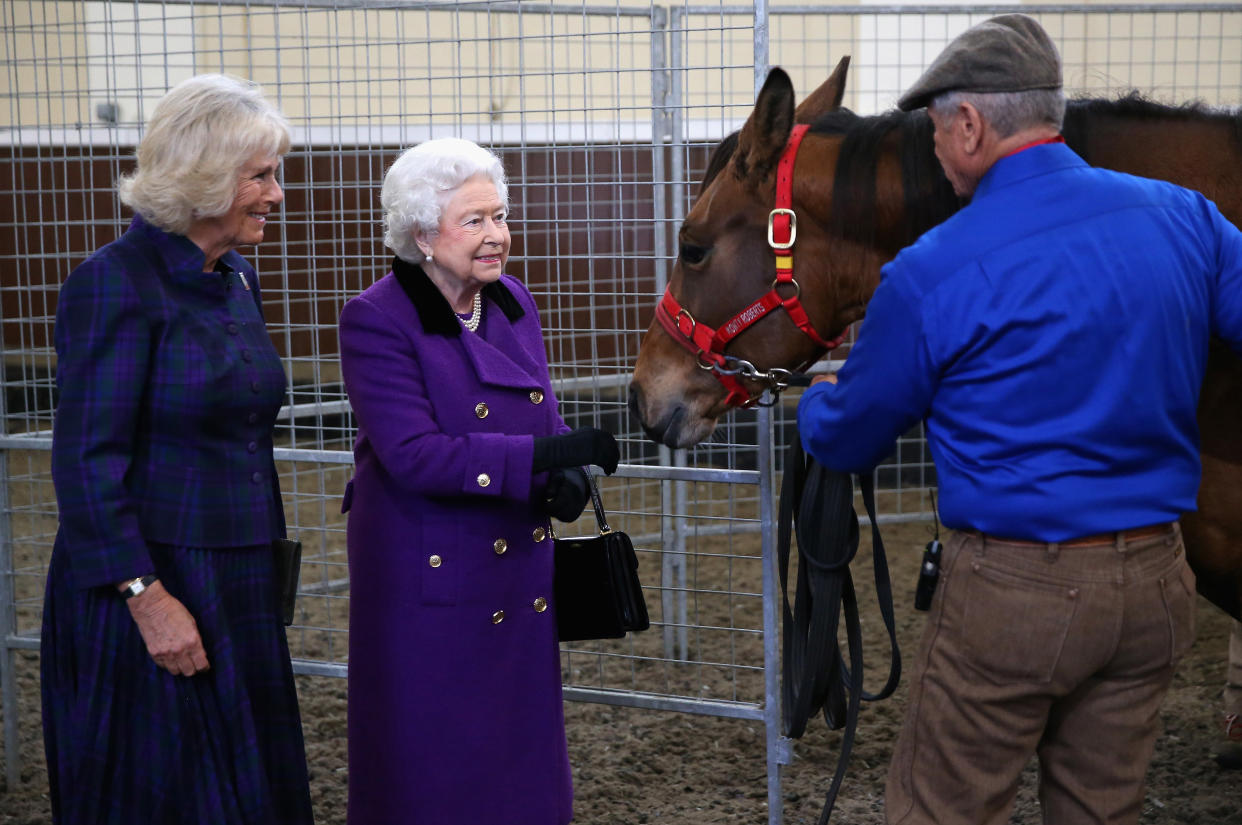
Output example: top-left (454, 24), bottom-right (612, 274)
top-left (339, 137), bottom-right (619, 824)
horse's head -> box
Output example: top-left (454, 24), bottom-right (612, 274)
top-left (630, 59), bottom-right (891, 448)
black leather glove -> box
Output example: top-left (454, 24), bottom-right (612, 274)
top-left (532, 427), bottom-right (619, 475)
top-left (540, 468), bottom-right (590, 522)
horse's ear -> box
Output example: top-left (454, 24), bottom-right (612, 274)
top-left (794, 56), bottom-right (850, 124)
top-left (733, 67), bottom-right (796, 186)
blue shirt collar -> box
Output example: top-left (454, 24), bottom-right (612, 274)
top-left (973, 141), bottom-right (1087, 201)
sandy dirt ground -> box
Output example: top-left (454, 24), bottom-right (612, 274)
top-left (2, 519), bottom-right (1240, 824)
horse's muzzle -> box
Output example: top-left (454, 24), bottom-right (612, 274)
top-left (629, 383), bottom-right (687, 448)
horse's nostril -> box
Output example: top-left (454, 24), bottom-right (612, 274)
top-left (627, 383), bottom-right (643, 422)
top-left (629, 383), bottom-right (678, 445)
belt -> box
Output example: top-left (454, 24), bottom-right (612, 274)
top-left (965, 522), bottom-right (1176, 548)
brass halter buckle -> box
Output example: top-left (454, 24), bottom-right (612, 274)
top-left (767, 208), bottom-right (797, 250)
top-left (675, 307), bottom-right (696, 338)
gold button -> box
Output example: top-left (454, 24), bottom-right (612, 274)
top-left (477, 473), bottom-right (491, 488)
top-left (529, 390), bottom-right (544, 404)
top-left (491, 610), bottom-right (505, 624)
top-left (429, 554), bottom-right (442, 568)
top-left (475, 402), bottom-right (489, 419)
top-left (532, 526), bottom-right (546, 542)
top-left (533, 597), bottom-right (548, 613)
top-left (493, 538), bottom-right (508, 555)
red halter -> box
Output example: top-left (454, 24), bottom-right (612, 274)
top-left (655, 123), bottom-right (846, 408)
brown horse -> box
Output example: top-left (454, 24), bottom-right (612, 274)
top-left (629, 59), bottom-right (1242, 619)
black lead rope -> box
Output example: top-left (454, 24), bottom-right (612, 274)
top-left (777, 437), bottom-right (902, 824)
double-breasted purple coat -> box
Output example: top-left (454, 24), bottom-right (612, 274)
top-left (339, 258), bottom-right (573, 825)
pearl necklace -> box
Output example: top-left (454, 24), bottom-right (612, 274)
top-left (460, 292), bottom-right (482, 333)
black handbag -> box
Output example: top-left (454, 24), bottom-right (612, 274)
top-left (553, 473), bottom-right (650, 641)
top-left (272, 537), bottom-right (303, 626)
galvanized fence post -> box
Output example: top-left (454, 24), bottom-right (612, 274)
top-left (0, 383), bottom-right (19, 789)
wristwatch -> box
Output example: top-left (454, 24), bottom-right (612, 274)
top-left (120, 574), bottom-right (158, 600)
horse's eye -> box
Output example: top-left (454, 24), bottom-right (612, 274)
top-left (679, 242), bottom-right (708, 266)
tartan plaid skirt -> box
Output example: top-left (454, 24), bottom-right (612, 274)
top-left (41, 538), bottom-right (315, 825)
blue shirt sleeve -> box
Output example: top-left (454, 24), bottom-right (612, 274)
top-left (796, 264), bottom-right (939, 473)
top-left (1208, 196), bottom-right (1242, 356)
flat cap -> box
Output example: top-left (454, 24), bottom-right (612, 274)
top-left (897, 14), bottom-right (1061, 112)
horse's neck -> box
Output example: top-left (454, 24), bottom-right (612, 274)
top-left (1070, 111), bottom-right (1242, 228)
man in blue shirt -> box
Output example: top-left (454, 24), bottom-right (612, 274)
top-left (796, 14), bottom-right (1242, 825)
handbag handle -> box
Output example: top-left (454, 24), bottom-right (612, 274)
top-left (583, 469), bottom-right (612, 535)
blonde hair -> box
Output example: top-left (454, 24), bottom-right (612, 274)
top-left (118, 74), bottom-right (291, 235)
top-left (382, 138), bottom-right (508, 263)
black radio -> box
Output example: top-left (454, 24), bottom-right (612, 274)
top-left (913, 539), bottom-right (943, 612)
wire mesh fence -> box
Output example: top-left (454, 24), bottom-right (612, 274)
top-left (2, 2), bottom-right (1239, 821)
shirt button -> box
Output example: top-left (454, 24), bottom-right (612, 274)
top-left (529, 390), bottom-right (544, 404)
top-left (532, 527), bottom-right (546, 542)
top-left (1068, 588), bottom-right (1079, 600)
top-left (251, 380), bottom-right (261, 393)
top-left (247, 412), bottom-right (259, 424)
top-left (247, 441), bottom-right (258, 453)
top-left (242, 349), bottom-right (253, 363)
top-left (491, 610), bottom-right (505, 625)
top-left (477, 473), bottom-right (491, 488)
top-left (227, 322), bottom-right (239, 335)
top-left (475, 402), bottom-right (489, 419)
top-left (533, 597), bottom-right (547, 613)
top-left (493, 539), bottom-right (508, 555)
top-left (429, 555), bottom-right (442, 568)
top-left (251, 472), bottom-right (262, 484)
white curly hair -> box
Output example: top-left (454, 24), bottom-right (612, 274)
top-left (381, 138), bottom-right (509, 264)
top-left (117, 74), bottom-right (290, 235)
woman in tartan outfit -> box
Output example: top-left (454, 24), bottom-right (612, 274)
top-left (41, 74), bottom-right (314, 825)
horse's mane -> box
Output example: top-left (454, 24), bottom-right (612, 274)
top-left (695, 93), bottom-right (1241, 250)
top-left (696, 108), bottom-right (960, 250)
top-left (810, 108), bottom-right (959, 249)
top-left (1062, 92), bottom-right (1242, 158)
top-left (700, 131), bottom-right (740, 194)
top-left (1069, 92), bottom-right (1225, 120)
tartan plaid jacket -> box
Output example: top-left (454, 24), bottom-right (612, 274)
top-left (51, 215), bottom-right (287, 590)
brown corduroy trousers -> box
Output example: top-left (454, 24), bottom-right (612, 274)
top-left (886, 525), bottom-right (1195, 825)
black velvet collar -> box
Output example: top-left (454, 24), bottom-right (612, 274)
top-left (391, 256), bottom-right (524, 337)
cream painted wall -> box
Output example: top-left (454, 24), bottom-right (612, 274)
top-left (4, 2), bottom-right (90, 129)
top-left (3, 1), bottom-right (1239, 138)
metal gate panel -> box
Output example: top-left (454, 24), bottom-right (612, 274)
top-left (3, 4), bottom-right (1239, 822)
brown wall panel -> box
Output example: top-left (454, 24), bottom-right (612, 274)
top-left (3, 143), bottom-right (673, 376)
